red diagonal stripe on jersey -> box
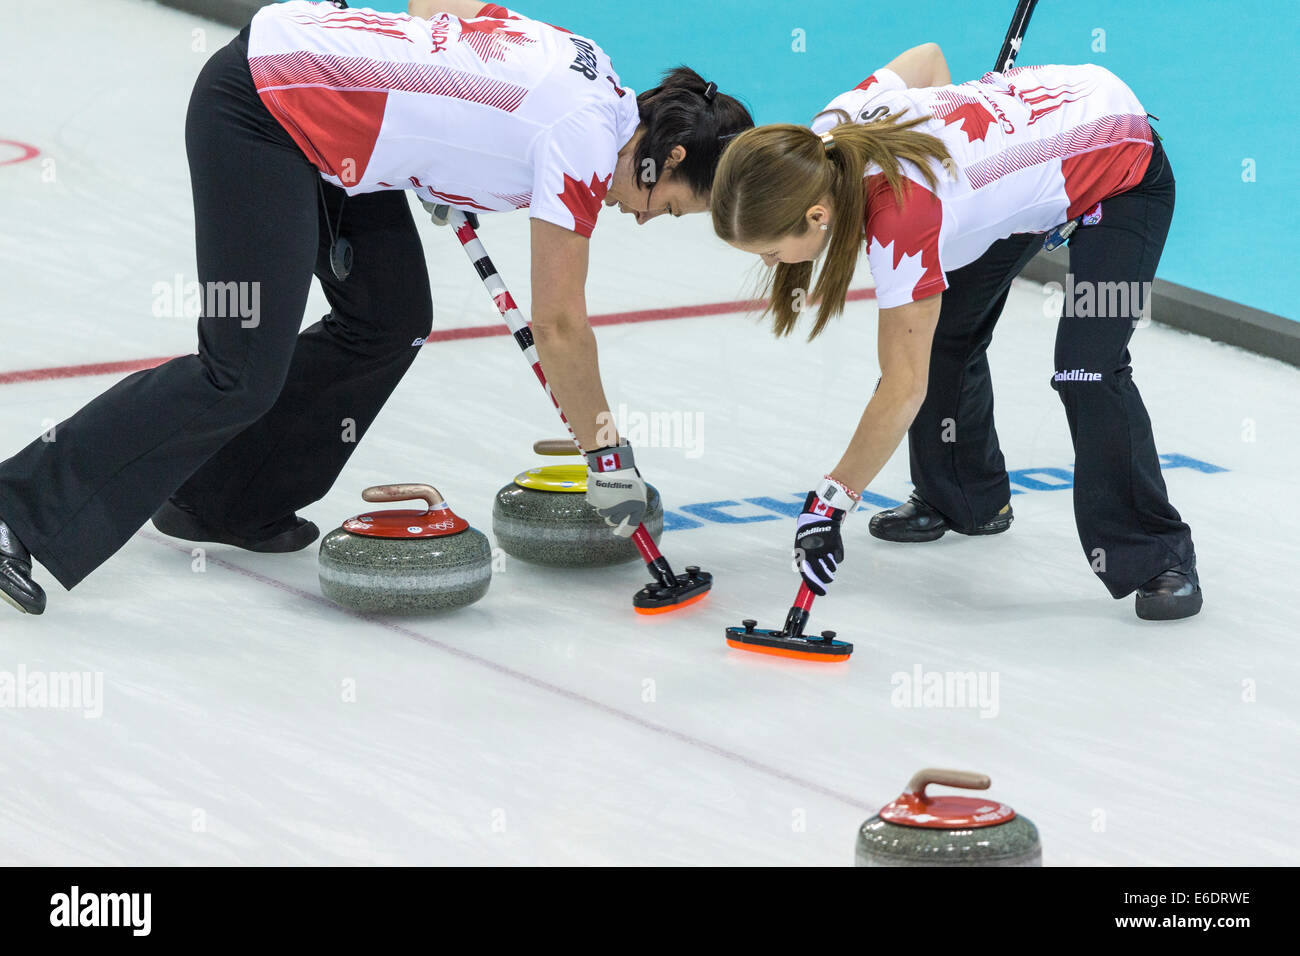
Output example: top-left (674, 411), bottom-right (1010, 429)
top-left (491, 190), bottom-right (532, 208)
top-left (1027, 93), bottom-right (1093, 126)
top-left (249, 52), bottom-right (528, 113)
top-left (424, 187), bottom-right (493, 211)
top-left (1015, 82), bottom-right (1082, 104)
top-left (286, 9), bottom-right (415, 41)
top-left (966, 113), bottom-right (1152, 192)
top-left (288, 16), bottom-right (411, 42)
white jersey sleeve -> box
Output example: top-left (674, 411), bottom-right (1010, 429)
top-left (528, 104), bottom-right (619, 238)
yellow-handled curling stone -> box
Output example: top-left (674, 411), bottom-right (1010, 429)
top-left (318, 484), bottom-right (492, 613)
top-left (855, 769), bottom-right (1041, 866)
top-left (493, 440), bottom-right (664, 567)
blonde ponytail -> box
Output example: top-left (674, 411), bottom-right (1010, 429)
top-left (712, 112), bottom-right (952, 339)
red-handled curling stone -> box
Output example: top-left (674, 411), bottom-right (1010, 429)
top-left (856, 769), bottom-right (1042, 866)
top-left (318, 484), bottom-right (492, 613)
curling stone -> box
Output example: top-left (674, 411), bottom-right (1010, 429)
top-left (855, 768), bottom-right (1041, 867)
top-left (318, 484), bottom-right (492, 613)
top-left (493, 439), bottom-right (664, 567)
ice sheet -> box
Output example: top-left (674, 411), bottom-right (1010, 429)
top-left (1, 0), bottom-right (1297, 866)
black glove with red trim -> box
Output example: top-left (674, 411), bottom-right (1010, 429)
top-left (794, 491), bottom-right (847, 596)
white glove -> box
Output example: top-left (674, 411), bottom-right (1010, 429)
top-left (585, 441), bottom-right (648, 538)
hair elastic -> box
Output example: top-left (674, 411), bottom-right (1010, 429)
top-left (819, 131), bottom-right (835, 149)
top-left (702, 81), bottom-right (717, 102)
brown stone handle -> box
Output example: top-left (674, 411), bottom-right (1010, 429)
top-left (905, 768), bottom-right (991, 797)
top-left (533, 439), bottom-right (582, 456)
top-left (361, 484), bottom-right (445, 511)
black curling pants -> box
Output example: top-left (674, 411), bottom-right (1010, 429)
top-left (905, 132), bottom-right (1195, 598)
top-left (0, 30), bottom-right (432, 589)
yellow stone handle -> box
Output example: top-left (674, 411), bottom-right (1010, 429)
top-left (905, 768), bottom-right (991, 796)
top-left (361, 484), bottom-right (445, 510)
top-left (532, 439), bottom-right (582, 456)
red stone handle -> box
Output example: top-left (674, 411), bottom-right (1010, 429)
top-left (361, 484), bottom-right (445, 511)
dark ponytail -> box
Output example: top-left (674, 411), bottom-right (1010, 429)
top-left (634, 66), bottom-right (754, 198)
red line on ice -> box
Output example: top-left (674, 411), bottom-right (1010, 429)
top-left (0, 139), bottom-right (40, 166)
top-left (0, 288), bottom-right (877, 387)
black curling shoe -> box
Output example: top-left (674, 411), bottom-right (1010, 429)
top-left (1136, 558), bottom-right (1203, 621)
top-left (152, 498), bottom-right (319, 553)
top-left (869, 494), bottom-right (1013, 543)
top-left (0, 519), bottom-right (46, 615)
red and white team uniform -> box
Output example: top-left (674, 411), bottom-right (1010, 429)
top-left (247, 1), bottom-right (640, 237)
top-left (811, 65), bottom-right (1154, 308)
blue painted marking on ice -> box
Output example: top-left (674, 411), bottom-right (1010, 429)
top-left (660, 454), bottom-right (1226, 531)
top-left (679, 500), bottom-right (781, 524)
top-left (1008, 467), bottom-right (1075, 491)
top-left (1160, 453), bottom-right (1228, 474)
top-left (660, 510), bottom-right (704, 532)
top-left (744, 496), bottom-right (803, 518)
top-left (743, 492), bottom-right (904, 516)
top-left (860, 491), bottom-right (904, 509)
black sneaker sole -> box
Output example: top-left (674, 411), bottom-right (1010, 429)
top-left (868, 519), bottom-right (948, 543)
top-left (961, 510), bottom-right (1014, 537)
top-left (1136, 588), bottom-right (1204, 621)
top-left (152, 501), bottom-right (320, 554)
top-left (0, 576), bottom-right (45, 615)
top-left (869, 506), bottom-right (1013, 542)
top-left (1, 587), bottom-right (29, 613)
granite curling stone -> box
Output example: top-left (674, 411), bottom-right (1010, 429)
top-left (855, 768), bottom-right (1042, 867)
top-left (493, 439), bottom-right (664, 568)
top-left (319, 483), bottom-right (492, 613)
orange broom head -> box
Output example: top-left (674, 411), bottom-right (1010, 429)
top-left (725, 637), bottom-right (852, 662)
top-left (633, 589), bottom-right (711, 615)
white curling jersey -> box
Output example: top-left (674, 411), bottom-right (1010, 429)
top-left (811, 64), bottom-right (1154, 308)
top-left (247, 1), bottom-right (640, 237)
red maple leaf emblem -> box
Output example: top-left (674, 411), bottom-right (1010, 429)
top-left (556, 172), bottom-right (612, 238)
top-left (423, 185), bottom-right (493, 211)
top-left (854, 74), bottom-right (880, 92)
top-left (865, 173), bottom-right (945, 298)
top-left (940, 100), bottom-right (997, 144)
top-left (458, 17), bottom-right (534, 63)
